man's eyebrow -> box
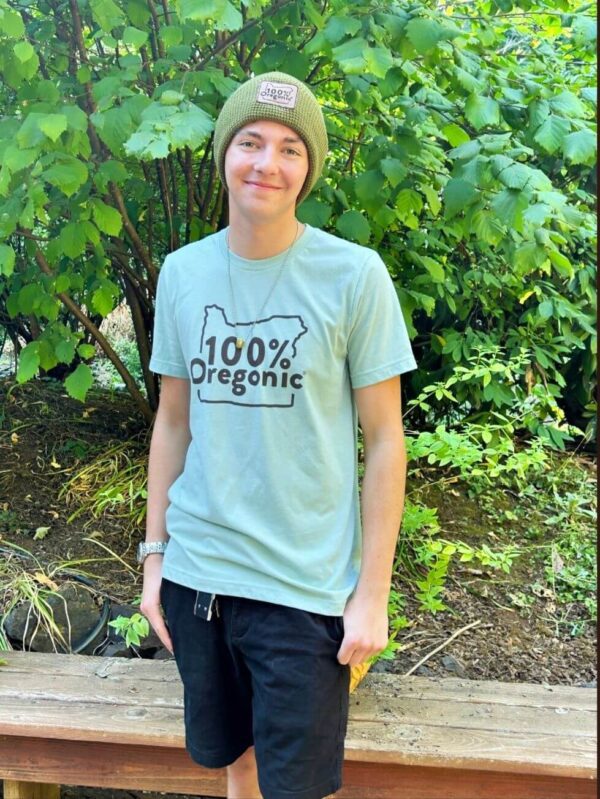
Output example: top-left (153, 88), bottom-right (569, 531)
top-left (236, 129), bottom-right (304, 145)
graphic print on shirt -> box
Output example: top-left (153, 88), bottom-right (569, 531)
top-left (190, 305), bottom-right (307, 407)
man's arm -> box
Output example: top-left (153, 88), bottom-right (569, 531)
top-left (145, 375), bottom-right (192, 545)
top-left (336, 374), bottom-right (407, 666)
top-left (353, 373), bottom-right (407, 604)
top-left (140, 375), bottom-right (191, 653)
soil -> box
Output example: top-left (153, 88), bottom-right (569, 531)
top-left (0, 376), bottom-right (596, 799)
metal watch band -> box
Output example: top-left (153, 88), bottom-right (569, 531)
top-left (137, 541), bottom-right (168, 564)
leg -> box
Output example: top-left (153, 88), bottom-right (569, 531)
top-left (227, 744), bottom-right (263, 799)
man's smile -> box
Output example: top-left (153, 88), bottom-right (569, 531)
top-left (244, 181), bottom-right (282, 190)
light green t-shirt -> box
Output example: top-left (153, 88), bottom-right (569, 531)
top-left (149, 223), bottom-right (417, 615)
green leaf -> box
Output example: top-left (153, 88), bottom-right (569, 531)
top-left (159, 90), bottom-right (185, 106)
top-left (395, 188), bottom-right (423, 219)
top-left (490, 157), bottom-right (532, 190)
top-left (528, 99), bottom-right (550, 129)
top-left (421, 184), bottom-right (441, 216)
top-left (17, 284), bottom-right (42, 315)
top-left (533, 115), bottom-right (570, 154)
top-left (90, 0), bottom-right (125, 28)
top-left (465, 95), bottom-right (500, 130)
top-left (0, 244), bottom-right (16, 276)
top-left (122, 26), bottom-right (148, 48)
top-left (2, 145), bottom-right (37, 174)
top-left (538, 300), bottom-right (553, 320)
top-left (296, 198), bottom-right (332, 228)
top-left (16, 342), bottom-right (40, 383)
top-left (65, 363), bottom-right (94, 402)
top-left (39, 114), bottom-right (68, 142)
top-left (13, 41), bottom-right (34, 62)
top-left (355, 170), bottom-right (385, 203)
top-left (92, 280), bottom-right (119, 316)
top-left (549, 90), bottom-right (587, 118)
top-left (303, 0), bottom-right (325, 29)
top-left (561, 129), bottom-right (596, 165)
top-left (323, 16), bottom-right (361, 44)
top-left (90, 0), bottom-right (126, 30)
top-left (332, 38), bottom-right (368, 74)
top-left (490, 188), bottom-right (529, 231)
top-left (91, 199), bottom-right (122, 236)
top-left (443, 178), bottom-right (478, 218)
top-left (43, 158), bottom-right (88, 198)
top-left (469, 208), bottom-right (503, 245)
top-left (124, 102), bottom-right (214, 159)
top-left (441, 123), bottom-right (470, 147)
top-left (60, 223), bottom-right (87, 258)
top-left (581, 87), bottom-right (596, 106)
top-left (336, 210), bottom-right (371, 244)
top-left (177, 0), bottom-right (242, 30)
top-left (373, 206), bottom-right (396, 227)
top-left (55, 338), bottom-right (76, 364)
top-left (572, 14), bottom-right (597, 45)
top-left (78, 343), bottom-right (97, 359)
top-left (547, 248), bottom-right (574, 278)
top-left (380, 158), bottom-right (406, 188)
top-left (406, 18), bottom-right (444, 54)
top-left (364, 46), bottom-right (393, 79)
top-left (421, 256), bottom-right (444, 283)
top-left (455, 67), bottom-right (485, 94)
top-left (0, 9), bottom-right (25, 37)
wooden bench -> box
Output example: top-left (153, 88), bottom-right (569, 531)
top-left (0, 651), bottom-right (596, 799)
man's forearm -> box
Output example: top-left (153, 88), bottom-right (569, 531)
top-left (145, 416), bottom-right (191, 543)
top-left (353, 435), bottom-right (407, 604)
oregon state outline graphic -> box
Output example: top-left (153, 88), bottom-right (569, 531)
top-left (190, 305), bottom-right (308, 407)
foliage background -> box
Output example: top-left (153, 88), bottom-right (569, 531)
top-left (0, 0), bottom-right (596, 446)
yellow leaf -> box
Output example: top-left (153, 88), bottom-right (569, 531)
top-left (10, 432), bottom-right (19, 444)
top-left (33, 572), bottom-right (59, 591)
top-left (50, 457), bottom-right (61, 469)
top-left (519, 289), bottom-right (535, 304)
top-left (349, 661), bottom-right (372, 693)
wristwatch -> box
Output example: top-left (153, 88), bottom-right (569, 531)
top-left (137, 541), bottom-right (168, 564)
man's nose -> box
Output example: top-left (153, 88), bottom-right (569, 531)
top-left (253, 144), bottom-right (279, 171)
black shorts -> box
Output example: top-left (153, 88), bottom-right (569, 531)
top-left (160, 577), bottom-right (350, 799)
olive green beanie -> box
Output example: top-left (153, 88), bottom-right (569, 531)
top-left (213, 71), bottom-right (328, 206)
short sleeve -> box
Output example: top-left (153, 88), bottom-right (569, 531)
top-left (347, 253), bottom-right (417, 389)
top-left (149, 256), bottom-right (189, 378)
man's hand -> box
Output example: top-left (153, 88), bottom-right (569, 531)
top-left (336, 592), bottom-right (389, 666)
top-left (139, 555), bottom-right (173, 654)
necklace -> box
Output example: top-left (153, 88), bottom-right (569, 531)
top-left (226, 220), bottom-right (301, 350)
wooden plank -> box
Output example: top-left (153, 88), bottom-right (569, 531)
top-left (3, 782), bottom-right (60, 799)
top-left (0, 736), bottom-right (226, 797)
top-left (0, 736), bottom-right (595, 799)
top-left (0, 698), bottom-right (595, 777)
top-left (1, 669), bottom-right (594, 740)
top-left (1, 651), bottom-right (596, 710)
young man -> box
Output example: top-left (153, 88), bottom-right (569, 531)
top-left (140, 71), bottom-right (417, 799)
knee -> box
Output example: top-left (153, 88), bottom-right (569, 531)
top-left (227, 744), bottom-right (257, 774)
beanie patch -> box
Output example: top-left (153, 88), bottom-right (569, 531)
top-left (256, 80), bottom-right (298, 109)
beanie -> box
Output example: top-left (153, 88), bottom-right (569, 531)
top-left (213, 71), bottom-right (328, 206)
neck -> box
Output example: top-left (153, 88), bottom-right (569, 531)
top-left (226, 215), bottom-right (304, 259)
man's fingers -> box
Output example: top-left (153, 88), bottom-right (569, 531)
top-left (143, 608), bottom-right (174, 654)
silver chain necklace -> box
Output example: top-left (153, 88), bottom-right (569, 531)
top-left (226, 220), bottom-right (301, 350)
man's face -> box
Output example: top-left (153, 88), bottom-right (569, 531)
top-left (224, 119), bottom-right (310, 219)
